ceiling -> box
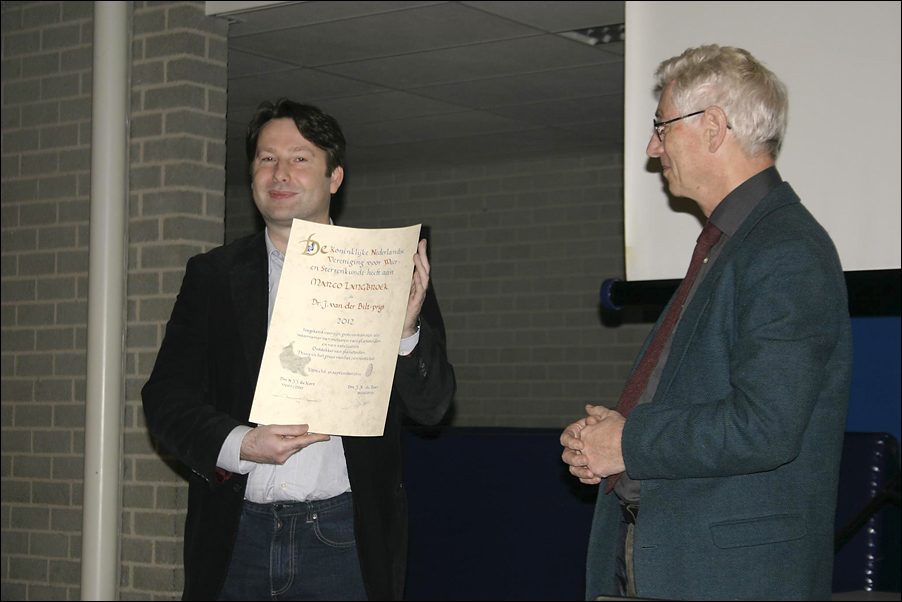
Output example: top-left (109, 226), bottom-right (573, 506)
top-left (221, 1), bottom-right (625, 174)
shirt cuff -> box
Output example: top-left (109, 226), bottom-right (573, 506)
top-left (216, 425), bottom-right (255, 474)
top-left (398, 325), bottom-right (420, 356)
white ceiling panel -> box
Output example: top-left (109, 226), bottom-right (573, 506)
top-left (461, 1), bottom-right (624, 32)
top-left (314, 91), bottom-right (467, 125)
top-left (231, 3), bottom-right (541, 67)
top-left (488, 94), bottom-right (623, 127)
top-left (319, 34), bottom-right (621, 89)
top-left (227, 1), bottom-right (444, 37)
top-left (598, 41), bottom-right (624, 56)
top-left (229, 48), bottom-right (299, 78)
top-left (411, 62), bottom-right (623, 108)
top-left (223, 1), bottom-right (626, 172)
top-left (228, 68), bottom-right (389, 110)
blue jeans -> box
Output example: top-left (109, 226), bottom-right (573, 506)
top-left (219, 492), bottom-right (367, 601)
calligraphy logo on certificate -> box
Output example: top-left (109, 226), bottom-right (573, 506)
top-left (301, 234), bottom-right (327, 256)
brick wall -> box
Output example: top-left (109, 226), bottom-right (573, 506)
top-left (124, 2), bottom-right (227, 599)
top-left (223, 149), bottom-right (259, 245)
top-left (227, 151), bottom-right (653, 428)
top-left (2, 2), bottom-right (97, 599)
top-left (1, 2), bottom-right (228, 600)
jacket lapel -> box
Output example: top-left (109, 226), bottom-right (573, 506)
top-left (652, 183), bottom-right (801, 404)
top-left (230, 233), bottom-right (269, 389)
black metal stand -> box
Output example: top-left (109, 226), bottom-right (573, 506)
top-left (600, 269), bottom-right (901, 323)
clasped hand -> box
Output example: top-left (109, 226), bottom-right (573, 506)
top-left (560, 405), bottom-right (627, 485)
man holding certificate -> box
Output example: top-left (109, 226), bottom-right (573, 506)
top-left (142, 99), bottom-right (455, 601)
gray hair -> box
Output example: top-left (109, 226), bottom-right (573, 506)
top-left (655, 45), bottom-right (788, 158)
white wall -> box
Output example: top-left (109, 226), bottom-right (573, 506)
top-left (624, 1), bottom-right (901, 280)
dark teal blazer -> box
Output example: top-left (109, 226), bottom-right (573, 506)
top-left (587, 183), bottom-right (852, 601)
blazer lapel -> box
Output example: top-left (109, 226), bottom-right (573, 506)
top-left (652, 184), bottom-right (802, 404)
top-left (230, 233), bottom-right (269, 389)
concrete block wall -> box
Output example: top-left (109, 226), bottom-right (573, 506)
top-left (2, 3), bottom-right (98, 599)
top-left (1, 1), bottom-right (228, 600)
top-left (226, 150), bottom-right (653, 428)
top-left (223, 152), bottom-right (259, 244)
top-left (124, 2), bottom-right (227, 599)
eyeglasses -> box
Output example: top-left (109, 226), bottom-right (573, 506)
top-left (653, 109), bottom-right (732, 141)
top-left (652, 110), bottom-right (705, 141)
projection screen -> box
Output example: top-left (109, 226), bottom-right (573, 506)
top-left (623, 1), bottom-right (901, 281)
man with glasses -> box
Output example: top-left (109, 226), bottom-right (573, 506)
top-left (562, 45), bottom-right (851, 600)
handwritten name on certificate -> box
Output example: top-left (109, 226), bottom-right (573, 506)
top-left (249, 219), bottom-right (421, 436)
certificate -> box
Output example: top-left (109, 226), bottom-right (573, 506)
top-left (249, 219), bottom-right (421, 435)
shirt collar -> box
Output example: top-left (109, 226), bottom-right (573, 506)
top-left (708, 166), bottom-right (783, 236)
top-left (263, 228), bottom-right (284, 283)
top-left (263, 228), bottom-right (282, 257)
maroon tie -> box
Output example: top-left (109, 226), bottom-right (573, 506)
top-left (605, 222), bottom-right (722, 493)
